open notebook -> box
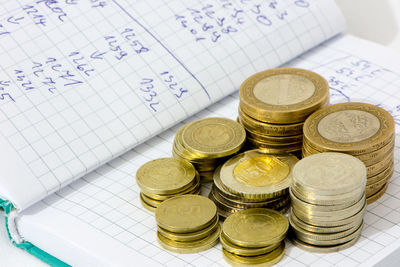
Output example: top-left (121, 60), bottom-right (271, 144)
top-left (0, 0), bottom-right (399, 266)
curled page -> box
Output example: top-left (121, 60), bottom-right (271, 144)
top-left (0, 0), bottom-right (344, 210)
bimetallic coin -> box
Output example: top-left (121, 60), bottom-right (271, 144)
top-left (367, 183), bottom-right (388, 204)
top-left (181, 117), bottom-right (246, 159)
top-left (136, 158), bottom-right (196, 195)
top-left (366, 152), bottom-right (394, 177)
top-left (222, 242), bottom-right (286, 266)
top-left (238, 108), bottom-right (304, 136)
top-left (303, 103), bottom-right (395, 155)
top-left (220, 150), bottom-right (298, 199)
top-left (156, 195), bottom-right (217, 233)
top-left (157, 224), bottom-right (221, 254)
top-left (366, 173), bottom-right (392, 196)
top-left (239, 68), bottom-right (329, 123)
top-left (223, 208), bottom-right (289, 248)
top-left (367, 163), bottom-right (394, 185)
top-left (292, 153), bottom-right (367, 196)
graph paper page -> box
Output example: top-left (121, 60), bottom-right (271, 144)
top-left (17, 35), bottom-right (400, 266)
top-left (0, 0), bottom-right (345, 210)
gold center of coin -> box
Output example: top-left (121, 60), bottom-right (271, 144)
top-left (192, 123), bottom-right (233, 147)
top-left (233, 156), bottom-right (290, 187)
top-left (317, 110), bottom-right (381, 143)
top-left (253, 74), bottom-right (315, 105)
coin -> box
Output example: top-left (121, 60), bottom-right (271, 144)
top-left (303, 103), bottom-right (395, 155)
top-left (238, 108), bottom-right (304, 136)
top-left (239, 68), bottom-right (329, 123)
top-left (245, 129), bottom-right (303, 144)
top-left (156, 195), bottom-right (217, 233)
top-left (365, 173), bottom-right (392, 196)
top-left (290, 234), bottom-right (361, 253)
top-left (136, 158), bottom-right (196, 195)
top-left (157, 224), bottom-right (221, 254)
top-left (157, 216), bottom-right (219, 242)
top-left (292, 201), bottom-right (366, 227)
top-left (292, 153), bottom-right (367, 196)
top-left (295, 223), bottom-right (363, 246)
top-left (367, 183), bottom-right (388, 204)
top-left (223, 208), bottom-right (289, 247)
top-left (220, 232), bottom-right (281, 257)
top-left (366, 152), bottom-right (394, 177)
top-left (289, 210), bottom-right (363, 234)
top-left (246, 137), bottom-right (303, 153)
top-left (181, 117), bottom-right (246, 159)
top-left (222, 242), bottom-right (286, 266)
top-left (220, 150), bottom-right (298, 199)
top-left (367, 163), bottom-right (394, 185)
top-left (140, 194), bottom-right (157, 212)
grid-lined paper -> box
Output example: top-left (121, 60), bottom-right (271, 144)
top-left (18, 35), bottom-right (400, 266)
top-left (0, 0), bottom-right (344, 210)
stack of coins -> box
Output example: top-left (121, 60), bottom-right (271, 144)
top-left (221, 208), bottom-right (288, 266)
top-left (290, 152), bottom-right (367, 252)
top-left (155, 195), bottom-right (221, 253)
top-left (303, 102), bottom-right (395, 203)
top-left (136, 158), bottom-right (200, 212)
top-left (238, 68), bottom-right (329, 156)
top-left (209, 149), bottom-right (298, 218)
top-left (173, 117), bottom-right (246, 182)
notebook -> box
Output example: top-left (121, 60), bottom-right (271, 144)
top-left (0, 0), bottom-right (399, 266)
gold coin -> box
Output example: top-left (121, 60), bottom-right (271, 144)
top-left (156, 195), bottom-right (217, 233)
top-left (220, 150), bottom-right (298, 199)
top-left (367, 183), bottom-right (388, 204)
top-left (367, 163), bottom-right (394, 185)
top-left (181, 117), bottom-right (246, 159)
top-left (245, 129), bottom-right (303, 145)
top-left (238, 108), bottom-right (304, 136)
top-left (140, 194), bottom-right (157, 212)
top-left (140, 193), bottom-right (163, 208)
top-left (291, 217), bottom-right (363, 241)
top-left (239, 68), bottom-right (329, 123)
top-left (223, 208), bottom-right (288, 247)
top-left (136, 158), bottom-right (196, 195)
top-left (295, 223), bottom-right (363, 246)
top-left (303, 102), bottom-right (395, 155)
top-left (246, 137), bottom-right (303, 152)
top-left (292, 200), bottom-right (366, 227)
top-left (289, 210), bottom-right (363, 234)
top-left (292, 152), bottom-right (367, 196)
top-left (157, 224), bottom-right (220, 254)
top-left (220, 232), bottom-right (281, 257)
top-left (366, 173), bottom-right (392, 196)
top-left (222, 242), bottom-right (286, 266)
top-left (144, 172), bottom-right (201, 201)
top-left (290, 234), bottom-right (361, 253)
top-left (157, 215), bottom-right (219, 242)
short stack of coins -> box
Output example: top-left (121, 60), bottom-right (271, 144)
top-left (209, 149), bottom-right (298, 218)
top-left (136, 158), bottom-right (200, 212)
top-left (173, 117), bottom-right (246, 183)
top-left (155, 195), bottom-right (221, 253)
top-left (289, 152), bottom-right (367, 252)
top-left (238, 68), bottom-right (330, 157)
top-left (303, 102), bottom-right (395, 203)
top-left (221, 208), bottom-right (288, 266)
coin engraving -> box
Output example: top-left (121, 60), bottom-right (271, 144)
top-left (192, 123), bottom-right (234, 147)
top-left (233, 156), bottom-right (290, 187)
top-left (253, 74), bottom-right (316, 105)
top-left (317, 110), bottom-right (380, 143)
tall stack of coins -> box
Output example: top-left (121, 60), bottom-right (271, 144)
top-left (209, 149), bottom-right (298, 218)
top-left (290, 153), bottom-right (367, 252)
top-left (155, 195), bottom-right (220, 253)
top-left (221, 209), bottom-right (288, 266)
top-left (303, 102), bottom-right (395, 203)
top-left (136, 158), bottom-right (200, 212)
top-left (238, 68), bottom-right (329, 156)
top-left (173, 117), bottom-right (246, 182)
